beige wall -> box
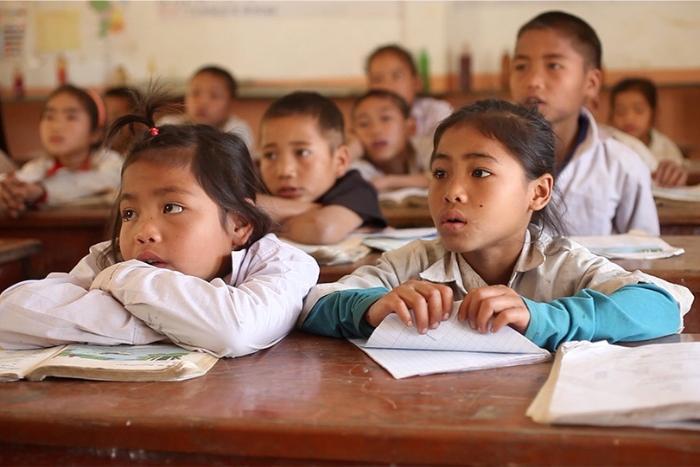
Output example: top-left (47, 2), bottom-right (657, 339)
top-left (1, 1), bottom-right (700, 94)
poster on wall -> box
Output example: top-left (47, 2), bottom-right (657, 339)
top-left (34, 9), bottom-right (81, 52)
top-left (0, 7), bottom-right (27, 59)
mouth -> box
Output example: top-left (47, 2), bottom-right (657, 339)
top-left (136, 252), bottom-right (167, 268)
top-left (522, 96), bottom-right (544, 109)
top-left (439, 210), bottom-right (467, 227)
top-left (49, 136), bottom-right (63, 143)
top-left (276, 187), bottom-right (302, 198)
top-left (371, 140), bottom-right (388, 150)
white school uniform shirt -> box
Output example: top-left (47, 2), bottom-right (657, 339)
top-left (300, 225), bottom-right (692, 328)
top-left (158, 113), bottom-right (255, 155)
top-left (12, 148), bottom-right (122, 205)
top-left (0, 234), bottom-right (319, 358)
top-left (410, 96), bottom-right (453, 160)
top-left (559, 109), bottom-right (659, 236)
top-left (649, 128), bottom-right (685, 165)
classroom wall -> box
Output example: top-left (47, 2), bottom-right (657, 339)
top-left (1, 1), bottom-right (700, 94)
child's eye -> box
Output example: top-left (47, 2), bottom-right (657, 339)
top-left (512, 63), bottom-right (527, 72)
top-left (163, 204), bottom-right (184, 214)
top-left (472, 168), bottom-right (492, 178)
top-left (296, 149), bottom-right (311, 157)
top-left (392, 71), bottom-right (405, 81)
top-left (548, 62), bottom-right (562, 70)
top-left (432, 169), bottom-right (448, 180)
top-left (121, 209), bottom-right (137, 222)
top-left (262, 151), bottom-right (277, 160)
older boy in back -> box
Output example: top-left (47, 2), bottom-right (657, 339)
top-left (509, 11), bottom-right (659, 236)
top-left (256, 92), bottom-right (387, 245)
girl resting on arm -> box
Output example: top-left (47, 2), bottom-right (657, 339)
top-left (300, 99), bottom-right (693, 351)
top-left (0, 89), bottom-right (319, 358)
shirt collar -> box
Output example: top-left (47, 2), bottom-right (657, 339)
top-left (418, 225), bottom-right (548, 290)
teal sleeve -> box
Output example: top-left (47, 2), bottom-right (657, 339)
top-left (523, 283), bottom-right (681, 351)
top-left (300, 287), bottom-right (389, 339)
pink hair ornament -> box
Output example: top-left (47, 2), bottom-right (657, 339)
top-left (149, 127), bottom-right (159, 136)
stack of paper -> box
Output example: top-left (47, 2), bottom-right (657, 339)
top-left (351, 303), bottom-right (551, 379)
top-left (527, 340), bottom-right (700, 430)
top-left (652, 184), bottom-right (700, 202)
top-left (359, 227), bottom-right (438, 252)
top-left (570, 233), bottom-right (685, 260)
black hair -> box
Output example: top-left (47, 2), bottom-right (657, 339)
top-left (365, 44), bottom-right (418, 76)
top-left (432, 98), bottom-right (566, 238)
top-left (261, 91), bottom-right (345, 149)
top-left (517, 11), bottom-right (602, 70)
top-left (100, 87), bottom-right (271, 268)
top-left (609, 77), bottom-right (657, 120)
top-left (352, 89), bottom-right (411, 120)
top-left (192, 65), bottom-right (238, 99)
top-left (43, 84), bottom-right (104, 150)
top-left (104, 86), bottom-right (142, 108)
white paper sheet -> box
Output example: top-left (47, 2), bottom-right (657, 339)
top-left (570, 233), bottom-right (685, 260)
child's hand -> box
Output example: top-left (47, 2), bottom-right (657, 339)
top-left (457, 285), bottom-right (530, 334)
top-left (0, 174), bottom-right (32, 217)
top-left (365, 280), bottom-right (453, 333)
top-left (652, 160), bottom-right (688, 187)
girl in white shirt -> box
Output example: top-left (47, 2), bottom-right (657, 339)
top-left (610, 77), bottom-right (687, 187)
top-left (0, 85), bottom-right (122, 217)
top-left (0, 90), bottom-right (319, 358)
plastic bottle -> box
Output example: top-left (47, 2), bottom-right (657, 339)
top-left (459, 44), bottom-right (472, 92)
top-left (418, 48), bottom-right (430, 93)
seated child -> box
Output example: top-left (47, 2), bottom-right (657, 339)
top-left (0, 90), bottom-right (319, 358)
top-left (366, 44), bottom-right (452, 154)
top-left (0, 85), bottom-right (122, 217)
top-left (609, 77), bottom-right (688, 187)
top-left (161, 65), bottom-right (254, 153)
top-left (103, 86), bottom-right (141, 155)
top-left (256, 91), bottom-right (387, 245)
top-left (509, 11), bottom-right (659, 236)
top-left (299, 99), bottom-right (693, 351)
top-left (351, 90), bottom-right (430, 192)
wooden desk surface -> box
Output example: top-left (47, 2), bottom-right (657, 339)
top-left (1, 332), bottom-right (698, 466)
top-left (656, 198), bottom-right (700, 234)
top-left (0, 207), bottom-right (111, 278)
top-left (381, 205), bottom-right (433, 229)
top-left (0, 238), bottom-right (42, 291)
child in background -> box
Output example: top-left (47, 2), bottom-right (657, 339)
top-left (351, 90), bottom-right (430, 192)
top-left (0, 85), bottom-right (122, 217)
top-left (256, 91), bottom-right (387, 245)
top-left (0, 149), bottom-right (17, 175)
top-left (103, 86), bottom-right (141, 155)
top-left (0, 90), bottom-right (319, 358)
top-left (162, 65), bottom-right (254, 153)
top-left (609, 77), bottom-right (688, 187)
top-left (299, 99), bottom-right (692, 351)
top-left (509, 11), bottom-right (659, 236)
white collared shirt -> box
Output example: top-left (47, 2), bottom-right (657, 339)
top-left (0, 234), bottom-right (319, 358)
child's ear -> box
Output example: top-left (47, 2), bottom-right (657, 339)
top-left (583, 67), bottom-right (603, 103)
top-left (226, 212), bottom-right (254, 248)
top-left (529, 173), bottom-right (553, 212)
top-left (332, 144), bottom-right (351, 177)
top-left (406, 117), bottom-right (417, 137)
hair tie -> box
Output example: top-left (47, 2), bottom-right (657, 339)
top-left (84, 88), bottom-right (106, 127)
top-left (149, 127), bottom-right (159, 136)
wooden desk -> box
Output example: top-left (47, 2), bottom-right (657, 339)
top-left (1, 331), bottom-right (698, 466)
top-left (0, 207), bottom-right (111, 279)
top-left (656, 198), bottom-right (700, 235)
top-left (381, 205), bottom-right (433, 229)
top-left (0, 238), bottom-right (41, 290)
top-left (319, 236), bottom-right (700, 333)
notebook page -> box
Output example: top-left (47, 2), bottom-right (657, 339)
top-left (364, 308), bottom-right (547, 355)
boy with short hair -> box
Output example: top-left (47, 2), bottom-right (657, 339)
top-left (256, 91), bottom-right (387, 245)
top-left (351, 90), bottom-right (430, 192)
top-left (163, 65), bottom-right (254, 152)
top-left (509, 11), bottom-right (659, 236)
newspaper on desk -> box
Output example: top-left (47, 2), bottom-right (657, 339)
top-left (570, 233), bottom-right (685, 260)
top-left (527, 340), bottom-right (700, 430)
top-left (351, 302), bottom-right (551, 379)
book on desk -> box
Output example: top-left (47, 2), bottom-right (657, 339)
top-left (0, 343), bottom-right (218, 382)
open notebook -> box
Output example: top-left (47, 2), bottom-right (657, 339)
top-left (570, 233), bottom-right (685, 260)
top-left (350, 303), bottom-right (550, 379)
top-left (652, 184), bottom-right (700, 202)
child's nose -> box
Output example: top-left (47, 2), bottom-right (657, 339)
top-left (276, 155), bottom-right (296, 178)
top-left (135, 217), bottom-right (162, 244)
top-left (443, 177), bottom-right (468, 203)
